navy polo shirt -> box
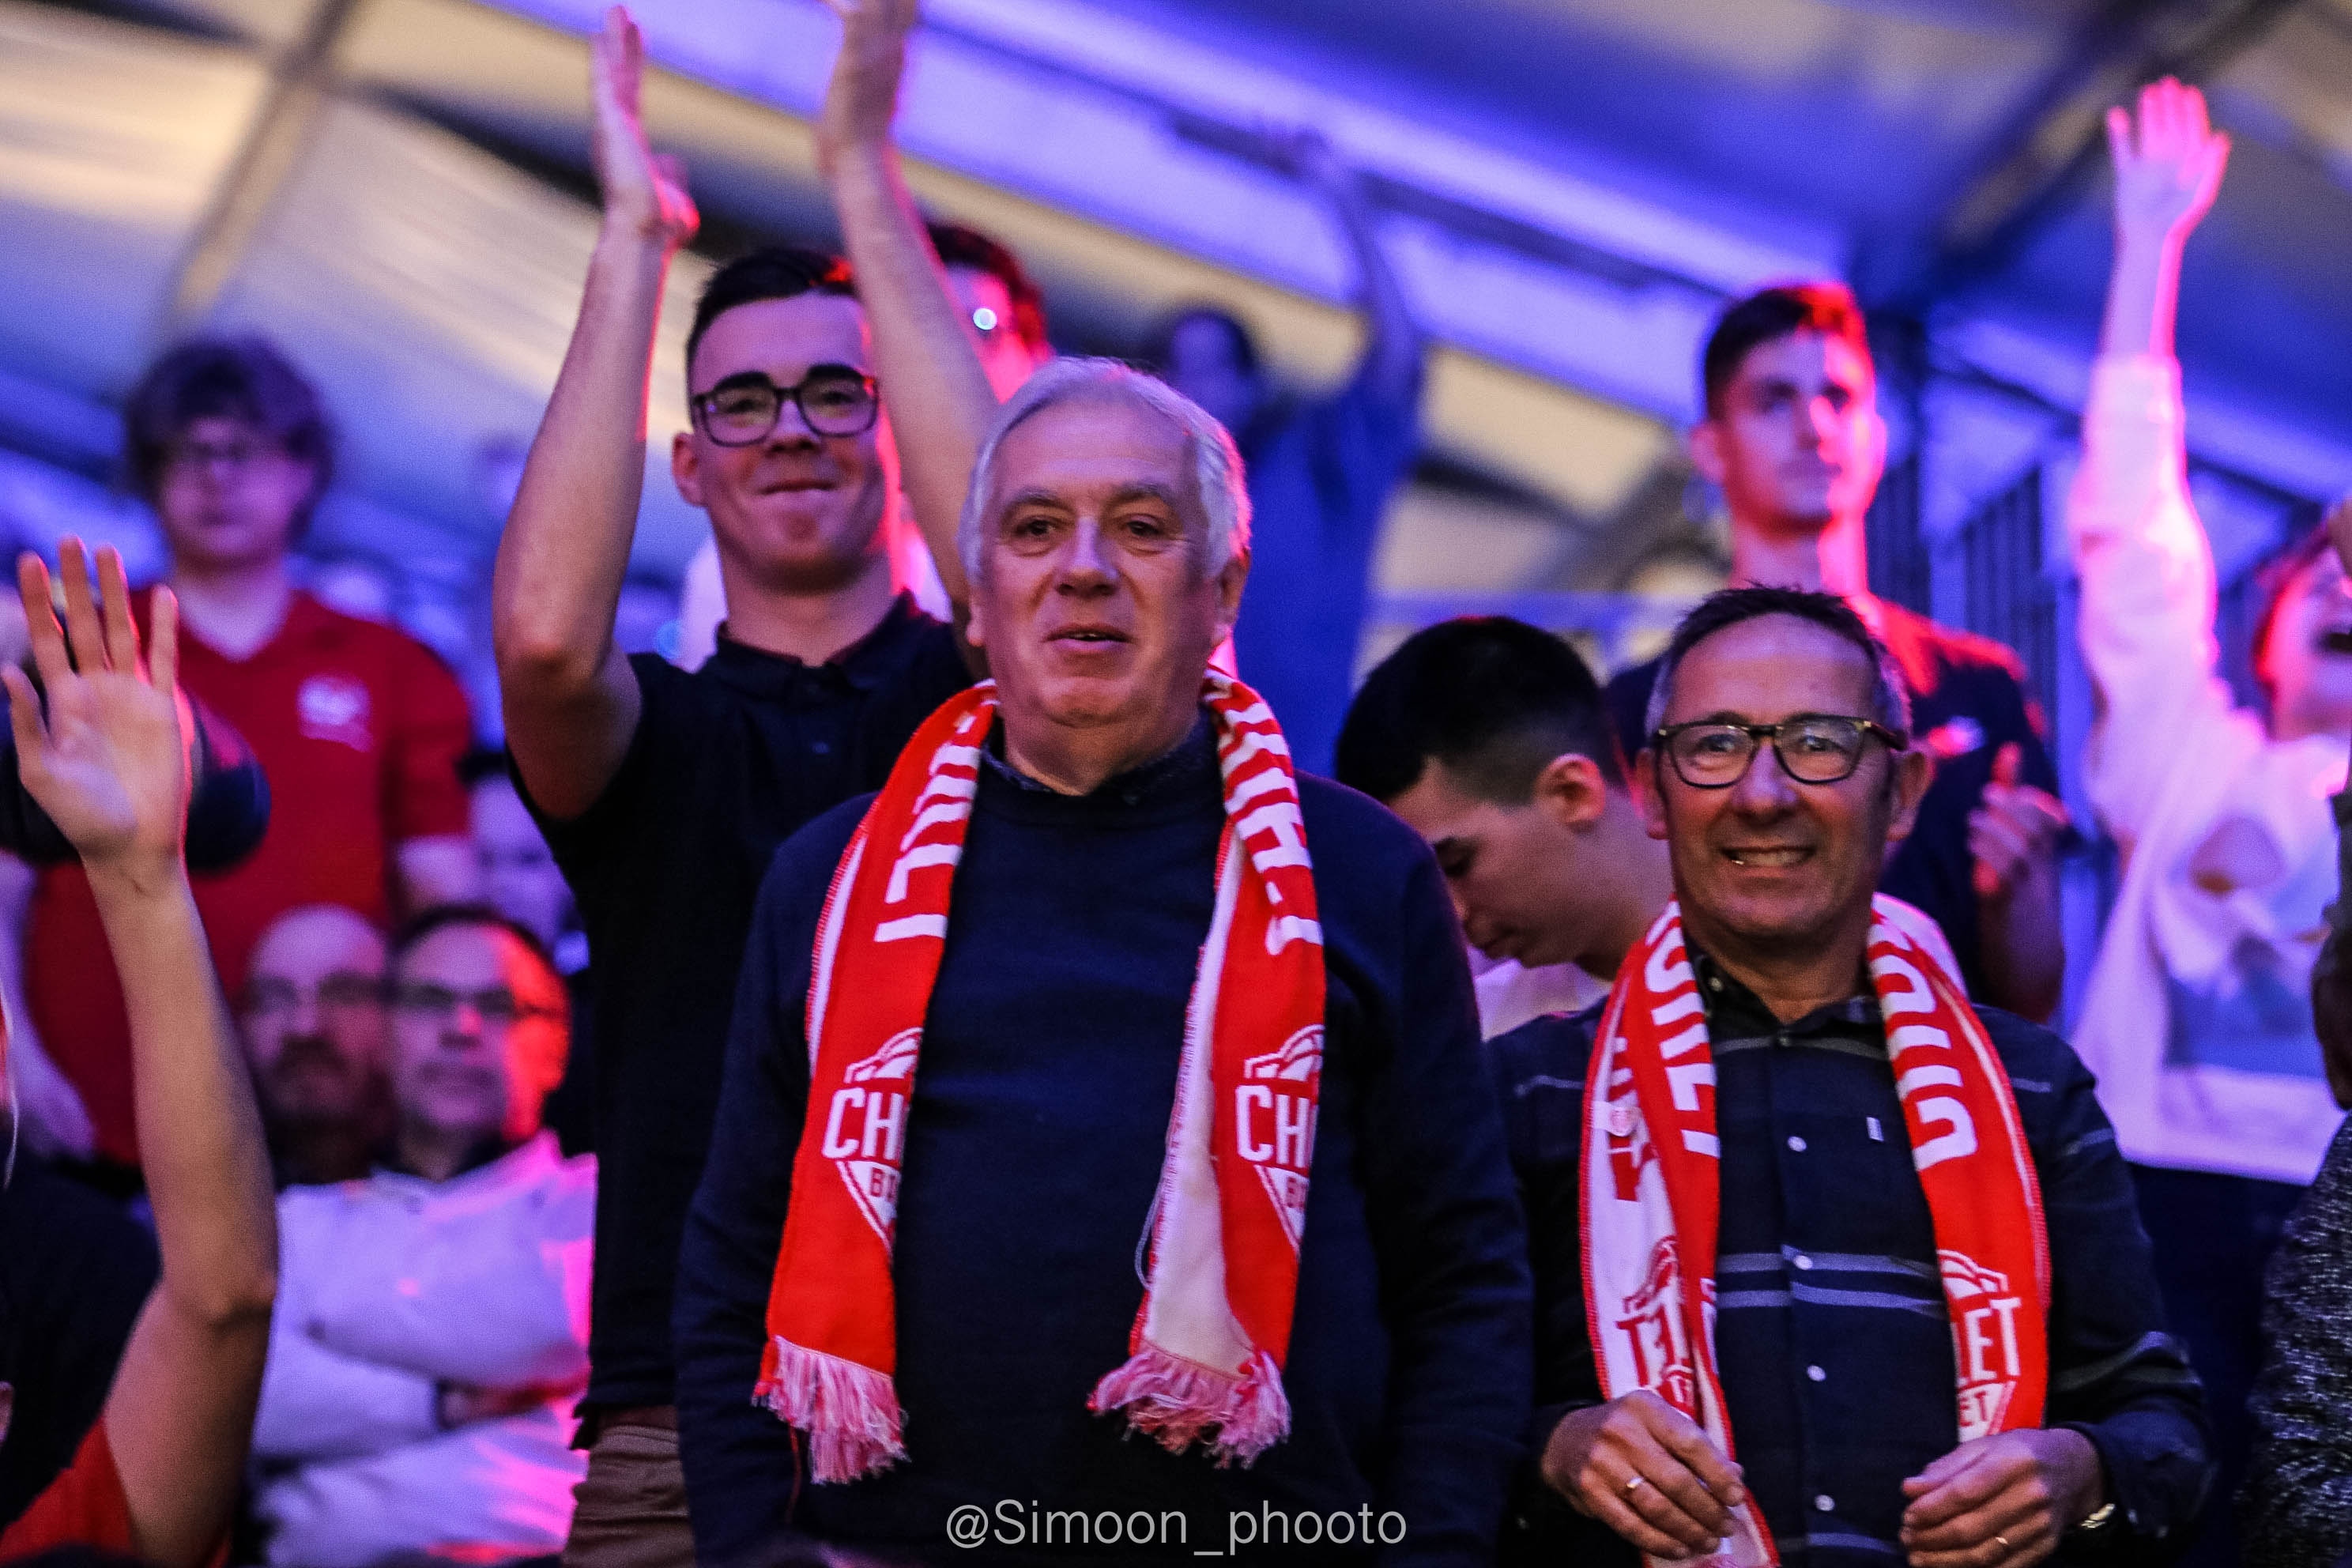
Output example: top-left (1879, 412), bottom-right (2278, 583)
top-left (525, 594), bottom-right (973, 1409)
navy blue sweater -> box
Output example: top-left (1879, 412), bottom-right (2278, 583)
top-left (674, 722), bottom-right (1531, 1565)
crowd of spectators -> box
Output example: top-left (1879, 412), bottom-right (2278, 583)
top-left (6, 9), bottom-right (2352, 1568)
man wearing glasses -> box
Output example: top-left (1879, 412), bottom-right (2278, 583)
top-left (491, 9), bottom-right (994, 1562)
top-left (238, 904), bottom-right (394, 1187)
top-left (1491, 586), bottom-right (2207, 1568)
top-left (251, 905), bottom-right (594, 1566)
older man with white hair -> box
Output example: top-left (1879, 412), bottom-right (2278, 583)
top-left (674, 359), bottom-right (1530, 1566)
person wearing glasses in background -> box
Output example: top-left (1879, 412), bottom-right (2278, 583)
top-left (491, 5), bottom-right (1003, 1558)
top-left (1491, 586), bottom-right (2207, 1568)
top-left (249, 906), bottom-right (594, 1567)
top-left (236, 903), bottom-right (394, 1187)
top-left (0, 335), bottom-right (477, 1180)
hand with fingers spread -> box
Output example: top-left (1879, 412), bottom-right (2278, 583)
top-left (2, 540), bottom-right (190, 886)
top-left (1899, 1427), bottom-right (2103, 1567)
top-left (1541, 1389), bottom-right (1749, 1561)
top-left (2107, 77), bottom-right (2230, 255)
top-left (589, 6), bottom-right (698, 249)
top-left (1969, 743), bottom-right (2067, 905)
top-left (816, 0), bottom-right (919, 174)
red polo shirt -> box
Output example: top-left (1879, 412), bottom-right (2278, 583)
top-left (27, 590), bottom-right (473, 1165)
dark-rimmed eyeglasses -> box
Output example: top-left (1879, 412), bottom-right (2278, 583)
top-left (1652, 714), bottom-right (1907, 789)
top-left (246, 973), bottom-right (384, 1017)
top-left (688, 367), bottom-right (879, 446)
top-left (390, 982), bottom-right (564, 1027)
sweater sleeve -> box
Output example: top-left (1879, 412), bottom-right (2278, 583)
top-left (675, 840), bottom-right (824, 1566)
top-left (304, 1156), bottom-right (595, 1390)
top-left (1362, 849), bottom-right (1534, 1565)
top-left (2066, 354), bottom-right (2247, 849)
top-left (2245, 1120), bottom-right (2352, 1568)
top-left (253, 1219), bottom-right (441, 1465)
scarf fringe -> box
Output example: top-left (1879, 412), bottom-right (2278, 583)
top-left (756, 1336), bottom-right (906, 1483)
top-left (1088, 1345), bottom-right (1291, 1468)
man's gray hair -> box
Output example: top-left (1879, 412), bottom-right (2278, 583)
top-left (956, 356), bottom-right (1251, 583)
top-left (1642, 584), bottom-right (1913, 744)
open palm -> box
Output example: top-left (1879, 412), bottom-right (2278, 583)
top-left (2, 541), bottom-right (190, 871)
top-left (2107, 77), bottom-right (2230, 249)
top-left (590, 6), bottom-right (699, 249)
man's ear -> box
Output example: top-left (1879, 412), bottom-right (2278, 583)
top-left (1634, 748), bottom-right (1670, 842)
top-left (1532, 753), bottom-right (1610, 832)
top-left (1214, 545), bottom-right (1250, 636)
top-left (671, 431), bottom-right (704, 508)
top-left (1687, 420), bottom-right (1728, 488)
top-left (1884, 748), bottom-right (1936, 844)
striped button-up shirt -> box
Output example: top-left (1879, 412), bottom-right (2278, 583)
top-left (1490, 954), bottom-right (2210, 1565)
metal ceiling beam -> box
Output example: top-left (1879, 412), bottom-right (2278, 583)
top-left (151, 0), bottom-right (364, 340)
top-left (1854, 0), bottom-right (2301, 317)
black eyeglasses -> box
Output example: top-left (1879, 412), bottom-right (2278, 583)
top-left (246, 973), bottom-right (384, 1016)
top-left (1652, 714), bottom-right (1908, 790)
top-left (390, 982), bottom-right (564, 1027)
top-left (688, 367), bottom-right (879, 446)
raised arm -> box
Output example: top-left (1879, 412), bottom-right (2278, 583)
top-left (1285, 127), bottom-right (1424, 405)
top-left (494, 6), bottom-right (698, 820)
top-left (2100, 77), bottom-right (2228, 362)
top-left (2071, 78), bottom-right (2235, 842)
top-left (816, 0), bottom-right (997, 611)
top-left (5, 541), bottom-right (278, 1567)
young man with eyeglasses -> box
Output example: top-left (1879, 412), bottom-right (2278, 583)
top-left (1604, 285), bottom-right (2070, 1023)
top-left (1, 334), bottom-right (477, 1181)
top-left (491, 9), bottom-right (996, 1562)
top-left (1494, 585), bottom-right (2207, 1568)
top-left (250, 905), bottom-right (594, 1566)
top-left (237, 903), bottom-right (394, 1187)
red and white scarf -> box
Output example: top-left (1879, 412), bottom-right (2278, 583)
top-left (756, 676), bottom-right (1326, 1483)
top-left (1581, 897), bottom-right (2049, 1566)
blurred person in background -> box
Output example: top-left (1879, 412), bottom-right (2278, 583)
top-left (1334, 616), bottom-right (1663, 1034)
top-left (0, 541), bottom-right (277, 1562)
top-left (2068, 79), bottom-right (2346, 1568)
top-left (238, 903), bottom-right (391, 1187)
top-left (2243, 496), bottom-right (2352, 1568)
top-left (466, 748), bottom-right (592, 1155)
top-left (0, 334), bottom-right (477, 1182)
top-left (1149, 126), bottom-right (1427, 777)
top-left (491, 5), bottom-right (996, 1558)
top-left (672, 219), bottom-right (1050, 667)
top-left (1605, 284), bottom-right (2069, 1023)
top-left (250, 906), bottom-right (591, 1568)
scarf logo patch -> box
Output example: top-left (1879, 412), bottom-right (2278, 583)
top-left (1940, 1250), bottom-right (2026, 1440)
top-left (1614, 1238), bottom-right (1698, 1411)
top-left (822, 1027), bottom-right (921, 1241)
top-left (1238, 1026), bottom-right (1322, 1247)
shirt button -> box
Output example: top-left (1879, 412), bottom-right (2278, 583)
top-left (1788, 1135), bottom-right (1807, 1152)
top-left (1793, 1254), bottom-right (1815, 1271)
top-left (1815, 1494), bottom-right (1835, 1513)
top-left (1807, 1364), bottom-right (1826, 1382)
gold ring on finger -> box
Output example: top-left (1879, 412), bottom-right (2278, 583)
top-left (1623, 1474), bottom-right (1648, 1497)
top-left (1994, 1535), bottom-right (2011, 1554)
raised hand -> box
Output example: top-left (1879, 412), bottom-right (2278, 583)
top-left (1, 541), bottom-right (190, 883)
top-left (1969, 743), bottom-right (2068, 903)
top-left (589, 6), bottom-right (698, 250)
top-left (2105, 77), bottom-right (2229, 254)
top-left (816, 0), bottom-right (919, 172)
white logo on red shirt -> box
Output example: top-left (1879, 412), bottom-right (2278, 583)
top-left (297, 674), bottom-right (374, 752)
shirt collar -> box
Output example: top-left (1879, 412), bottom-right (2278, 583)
top-left (704, 593), bottom-right (933, 701)
top-left (1690, 946), bottom-right (1880, 1043)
